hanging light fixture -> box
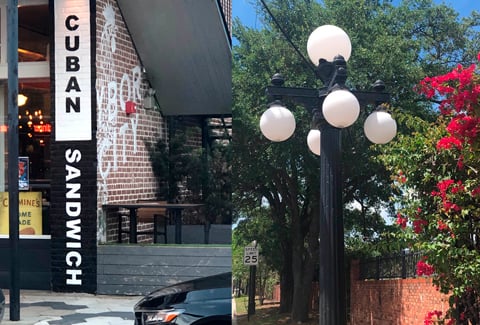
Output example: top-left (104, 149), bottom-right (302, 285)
top-left (17, 93), bottom-right (28, 106)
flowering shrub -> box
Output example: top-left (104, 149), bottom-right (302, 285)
top-left (396, 213), bottom-right (408, 229)
top-left (424, 310), bottom-right (454, 325)
top-left (417, 258), bottom-right (435, 277)
top-left (381, 52), bottom-right (480, 324)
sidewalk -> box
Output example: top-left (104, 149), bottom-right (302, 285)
top-left (231, 297), bottom-right (237, 324)
top-left (1, 290), bottom-right (141, 325)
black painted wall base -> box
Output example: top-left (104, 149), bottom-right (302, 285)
top-left (0, 238), bottom-right (51, 290)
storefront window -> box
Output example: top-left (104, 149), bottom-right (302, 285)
top-left (18, 80), bottom-right (51, 181)
top-left (18, 4), bottom-right (50, 62)
top-left (0, 80), bottom-right (51, 237)
top-left (0, 1), bottom-right (51, 237)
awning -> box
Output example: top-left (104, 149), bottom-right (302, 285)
top-left (117, 0), bottom-right (232, 116)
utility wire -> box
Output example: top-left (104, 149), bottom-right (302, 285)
top-left (258, 0), bottom-right (317, 75)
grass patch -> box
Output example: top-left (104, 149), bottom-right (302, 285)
top-left (235, 296), bottom-right (248, 315)
top-left (234, 297), bottom-right (319, 325)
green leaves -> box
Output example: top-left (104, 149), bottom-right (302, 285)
top-left (233, 0), bottom-right (480, 321)
top-left (379, 48), bottom-right (480, 325)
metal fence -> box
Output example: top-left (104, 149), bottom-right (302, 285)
top-left (359, 251), bottom-right (423, 280)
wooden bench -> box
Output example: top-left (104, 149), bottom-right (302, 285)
top-left (136, 200), bottom-right (168, 244)
top-left (116, 200), bottom-right (169, 244)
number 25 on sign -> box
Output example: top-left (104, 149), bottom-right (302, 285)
top-left (244, 246), bottom-right (258, 265)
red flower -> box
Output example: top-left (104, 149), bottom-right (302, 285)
top-left (437, 179), bottom-right (455, 193)
top-left (396, 213), bottom-right (407, 229)
top-left (424, 309), bottom-right (443, 325)
top-left (471, 186), bottom-right (480, 197)
top-left (443, 201), bottom-right (462, 213)
top-left (417, 259), bottom-right (435, 276)
top-left (457, 155), bottom-right (464, 170)
top-left (438, 220), bottom-right (449, 231)
top-left (413, 219), bottom-right (428, 234)
top-left (450, 181), bottom-right (464, 194)
top-left (436, 136), bottom-right (462, 150)
top-left (446, 116), bottom-right (480, 144)
top-left (433, 180), bottom-right (464, 212)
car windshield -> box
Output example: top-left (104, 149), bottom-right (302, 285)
top-left (184, 287), bottom-right (231, 302)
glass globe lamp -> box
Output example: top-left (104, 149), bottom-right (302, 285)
top-left (307, 129), bottom-right (321, 156)
top-left (259, 103), bottom-right (296, 142)
top-left (307, 25), bottom-right (352, 64)
top-left (322, 89), bottom-right (360, 128)
top-left (364, 111), bottom-right (397, 144)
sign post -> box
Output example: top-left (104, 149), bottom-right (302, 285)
top-left (244, 244), bottom-right (259, 319)
top-left (7, 0), bottom-right (20, 320)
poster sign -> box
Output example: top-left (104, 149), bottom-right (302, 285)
top-left (54, 0), bottom-right (92, 141)
top-left (18, 156), bottom-right (29, 190)
top-left (0, 192), bottom-right (43, 235)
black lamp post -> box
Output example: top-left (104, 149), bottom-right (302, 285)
top-left (259, 25), bottom-right (397, 325)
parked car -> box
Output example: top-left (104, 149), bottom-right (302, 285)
top-left (0, 288), bottom-right (4, 323)
top-left (134, 272), bottom-right (231, 325)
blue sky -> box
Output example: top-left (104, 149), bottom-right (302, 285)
top-left (233, 0), bottom-right (479, 31)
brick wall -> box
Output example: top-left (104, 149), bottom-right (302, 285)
top-left (95, 1), bottom-right (167, 243)
top-left (219, 0), bottom-right (232, 36)
top-left (350, 260), bottom-right (450, 324)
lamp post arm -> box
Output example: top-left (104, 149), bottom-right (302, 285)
top-left (353, 90), bottom-right (390, 108)
top-left (266, 85), bottom-right (320, 113)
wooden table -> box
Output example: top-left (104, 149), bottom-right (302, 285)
top-left (102, 202), bottom-right (204, 244)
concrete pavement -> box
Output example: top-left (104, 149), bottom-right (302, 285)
top-left (231, 297), bottom-right (237, 324)
top-left (1, 290), bottom-right (142, 325)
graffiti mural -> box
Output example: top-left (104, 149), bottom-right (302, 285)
top-left (96, 2), bottom-right (144, 240)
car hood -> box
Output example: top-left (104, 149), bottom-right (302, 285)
top-left (134, 272), bottom-right (231, 310)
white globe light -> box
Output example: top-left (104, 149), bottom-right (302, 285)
top-left (307, 25), bottom-right (352, 65)
top-left (364, 111), bottom-right (397, 144)
top-left (260, 104), bottom-right (296, 142)
top-left (307, 129), bottom-right (321, 156)
top-left (322, 90), bottom-right (360, 128)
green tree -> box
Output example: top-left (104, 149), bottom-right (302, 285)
top-left (233, 0), bottom-right (480, 322)
top-left (147, 124), bottom-right (232, 224)
top-left (232, 211), bottom-right (280, 304)
top-left (147, 127), bottom-right (201, 201)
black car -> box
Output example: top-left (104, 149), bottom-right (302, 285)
top-left (134, 272), bottom-right (232, 325)
top-left (0, 288), bottom-right (4, 323)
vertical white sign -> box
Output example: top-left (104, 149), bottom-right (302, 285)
top-left (54, 0), bottom-right (92, 141)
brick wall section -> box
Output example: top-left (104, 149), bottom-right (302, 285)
top-left (95, 1), bottom-right (167, 243)
top-left (350, 260), bottom-right (450, 324)
top-left (219, 0), bottom-right (232, 36)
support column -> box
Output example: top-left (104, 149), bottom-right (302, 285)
top-left (318, 123), bottom-right (345, 325)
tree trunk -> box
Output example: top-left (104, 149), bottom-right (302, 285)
top-left (291, 264), bottom-right (315, 322)
top-left (290, 229), bottom-right (317, 322)
top-left (279, 259), bottom-right (294, 313)
top-left (291, 184), bottom-right (320, 323)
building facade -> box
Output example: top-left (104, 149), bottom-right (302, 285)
top-left (0, 0), bottom-right (231, 293)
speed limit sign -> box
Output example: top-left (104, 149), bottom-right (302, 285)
top-left (243, 246), bottom-right (258, 265)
